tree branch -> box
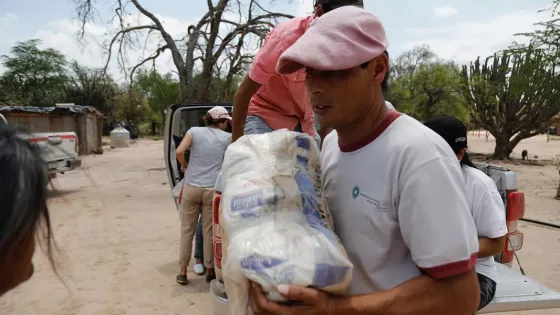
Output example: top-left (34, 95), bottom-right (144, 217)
top-left (103, 25), bottom-right (158, 74)
top-left (129, 45), bottom-right (169, 90)
top-left (130, 0), bottom-right (185, 70)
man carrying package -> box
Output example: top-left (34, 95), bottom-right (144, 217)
top-left (249, 6), bottom-right (481, 315)
top-left (231, 0), bottom-right (365, 145)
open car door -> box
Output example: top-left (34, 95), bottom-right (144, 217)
top-left (163, 103), bottom-right (560, 314)
top-left (164, 103), bottom-right (232, 207)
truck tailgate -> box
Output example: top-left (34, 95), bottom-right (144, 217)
top-left (31, 132), bottom-right (78, 162)
top-left (479, 263), bottom-right (560, 313)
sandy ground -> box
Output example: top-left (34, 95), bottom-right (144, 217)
top-left (468, 132), bottom-right (560, 161)
top-left (0, 137), bottom-right (559, 315)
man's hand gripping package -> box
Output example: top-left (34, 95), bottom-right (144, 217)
top-left (219, 130), bottom-right (353, 314)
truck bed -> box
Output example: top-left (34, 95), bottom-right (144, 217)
top-left (479, 263), bottom-right (560, 313)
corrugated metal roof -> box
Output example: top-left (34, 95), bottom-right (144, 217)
top-left (0, 105), bottom-right (103, 116)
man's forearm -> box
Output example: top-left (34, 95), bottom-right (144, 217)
top-left (232, 76), bottom-right (262, 142)
top-left (232, 93), bottom-right (250, 142)
top-left (478, 236), bottom-right (506, 258)
top-left (334, 271), bottom-right (479, 315)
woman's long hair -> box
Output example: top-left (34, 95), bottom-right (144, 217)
top-left (0, 124), bottom-right (56, 271)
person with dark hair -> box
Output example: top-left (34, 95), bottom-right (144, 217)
top-left (231, 0), bottom-right (365, 147)
top-left (250, 7), bottom-right (480, 315)
top-left (424, 115), bottom-right (508, 311)
top-left (0, 124), bottom-right (56, 296)
top-left (175, 106), bottom-right (232, 285)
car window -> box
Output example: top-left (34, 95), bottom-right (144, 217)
top-left (177, 108), bottom-right (232, 137)
top-left (179, 109), bottom-right (207, 136)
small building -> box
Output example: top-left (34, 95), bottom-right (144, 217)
top-left (0, 105), bottom-right (104, 155)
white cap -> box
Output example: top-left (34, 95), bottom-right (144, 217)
top-left (208, 106), bottom-right (232, 120)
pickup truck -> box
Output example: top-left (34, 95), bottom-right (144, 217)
top-left (0, 113), bottom-right (82, 177)
top-left (164, 103), bottom-right (560, 314)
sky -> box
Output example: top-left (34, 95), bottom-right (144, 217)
top-left (0, 0), bottom-right (554, 79)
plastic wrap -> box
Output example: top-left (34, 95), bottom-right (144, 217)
top-left (219, 130), bottom-right (353, 315)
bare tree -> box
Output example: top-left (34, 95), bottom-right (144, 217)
top-left (75, 0), bottom-right (293, 103)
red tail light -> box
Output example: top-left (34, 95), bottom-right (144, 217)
top-left (213, 193), bottom-right (223, 269)
top-left (213, 194), bottom-right (221, 225)
top-left (214, 242), bottom-right (223, 269)
top-left (501, 190), bottom-right (525, 264)
top-left (507, 191), bottom-right (525, 221)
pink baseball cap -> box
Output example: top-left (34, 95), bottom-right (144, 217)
top-left (277, 6), bottom-right (389, 74)
top-left (208, 106), bottom-right (232, 120)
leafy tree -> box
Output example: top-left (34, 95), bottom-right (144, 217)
top-left (133, 70), bottom-right (181, 121)
top-left (64, 62), bottom-right (119, 116)
top-left (387, 46), bottom-right (469, 122)
top-left (516, 0), bottom-right (560, 67)
top-left (391, 45), bottom-right (438, 80)
top-left (114, 90), bottom-right (155, 123)
top-left (462, 48), bottom-right (560, 159)
top-left (391, 63), bottom-right (468, 122)
top-left (1, 39), bottom-right (69, 106)
top-left (0, 76), bottom-right (23, 106)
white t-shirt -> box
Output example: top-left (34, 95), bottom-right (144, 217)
top-left (462, 166), bottom-right (508, 281)
top-left (321, 112), bottom-right (479, 295)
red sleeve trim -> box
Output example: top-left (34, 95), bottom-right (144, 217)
top-left (419, 253), bottom-right (478, 279)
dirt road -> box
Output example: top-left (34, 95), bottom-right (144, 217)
top-left (0, 140), bottom-right (214, 314)
top-left (0, 139), bottom-right (558, 315)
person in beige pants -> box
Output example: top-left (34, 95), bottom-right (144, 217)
top-left (175, 106), bottom-right (232, 285)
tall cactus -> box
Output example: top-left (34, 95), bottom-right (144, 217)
top-left (461, 47), bottom-right (560, 159)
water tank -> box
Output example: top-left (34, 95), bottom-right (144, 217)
top-left (110, 127), bottom-right (130, 148)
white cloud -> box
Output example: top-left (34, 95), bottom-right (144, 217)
top-left (0, 12), bottom-right (18, 23)
top-left (19, 14), bottom-right (198, 81)
top-left (0, 12), bottom-right (18, 34)
top-left (403, 9), bottom-right (546, 64)
top-left (433, 6), bottom-right (458, 18)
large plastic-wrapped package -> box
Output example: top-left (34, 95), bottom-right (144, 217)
top-left (219, 130), bottom-right (353, 315)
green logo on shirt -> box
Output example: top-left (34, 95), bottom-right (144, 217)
top-left (352, 186), bottom-right (360, 199)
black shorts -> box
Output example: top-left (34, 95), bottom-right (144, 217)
top-left (478, 273), bottom-right (497, 310)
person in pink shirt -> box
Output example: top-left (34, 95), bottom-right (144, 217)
top-left (231, 0), bottom-right (364, 146)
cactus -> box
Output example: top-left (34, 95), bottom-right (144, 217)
top-left (461, 47), bottom-right (560, 159)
